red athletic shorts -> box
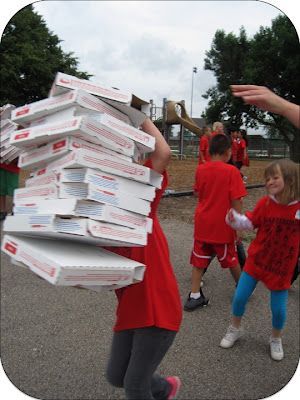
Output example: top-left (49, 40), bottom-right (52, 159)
top-left (190, 240), bottom-right (238, 269)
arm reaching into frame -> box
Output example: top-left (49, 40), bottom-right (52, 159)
top-left (231, 85), bottom-right (300, 128)
top-left (140, 118), bottom-right (171, 174)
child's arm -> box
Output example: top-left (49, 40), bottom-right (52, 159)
top-left (226, 208), bottom-right (254, 231)
top-left (140, 118), bottom-right (171, 174)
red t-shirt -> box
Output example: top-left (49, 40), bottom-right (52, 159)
top-left (236, 138), bottom-right (246, 162)
top-left (198, 135), bottom-right (211, 164)
top-left (194, 161), bottom-right (247, 243)
top-left (244, 196), bottom-right (300, 290)
top-left (106, 160), bottom-right (182, 332)
top-left (0, 161), bottom-right (20, 174)
top-left (231, 138), bottom-right (238, 162)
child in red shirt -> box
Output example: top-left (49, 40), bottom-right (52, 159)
top-left (235, 130), bottom-right (247, 170)
top-left (184, 134), bottom-right (247, 311)
top-left (105, 118), bottom-right (182, 399)
top-left (220, 159), bottom-right (299, 361)
top-left (198, 126), bottom-right (212, 164)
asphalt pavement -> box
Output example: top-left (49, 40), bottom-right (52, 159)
top-left (1, 220), bottom-right (299, 400)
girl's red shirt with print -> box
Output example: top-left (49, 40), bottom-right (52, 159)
top-left (244, 196), bottom-right (300, 290)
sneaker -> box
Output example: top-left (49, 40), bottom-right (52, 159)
top-left (183, 288), bottom-right (209, 311)
top-left (166, 376), bottom-right (181, 400)
top-left (220, 325), bottom-right (243, 348)
top-left (270, 337), bottom-right (284, 361)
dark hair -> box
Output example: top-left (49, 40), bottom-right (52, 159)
top-left (240, 129), bottom-right (248, 145)
top-left (209, 134), bottom-right (231, 155)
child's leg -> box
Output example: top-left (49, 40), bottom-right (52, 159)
top-left (269, 290), bottom-right (288, 361)
top-left (236, 239), bottom-right (246, 269)
top-left (220, 272), bottom-right (257, 348)
top-left (106, 327), bottom-right (177, 399)
top-left (125, 327), bottom-right (176, 400)
top-left (191, 266), bottom-right (206, 293)
top-left (106, 330), bottom-right (134, 388)
top-left (270, 289), bottom-right (288, 337)
top-left (229, 265), bottom-right (241, 284)
top-left (231, 271), bottom-right (258, 327)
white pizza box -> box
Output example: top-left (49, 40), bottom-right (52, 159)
top-left (0, 104), bottom-right (16, 120)
top-left (1, 119), bottom-right (18, 135)
top-left (22, 106), bottom-right (80, 128)
top-left (59, 168), bottom-right (156, 201)
top-left (11, 89), bottom-right (131, 125)
top-left (3, 215), bottom-right (147, 246)
top-left (1, 135), bottom-right (10, 149)
top-left (49, 72), bottom-right (131, 104)
top-left (18, 135), bottom-right (132, 169)
top-left (10, 116), bottom-right (137, 158)
top-left (93, 113), bottom-right (155, 153)
top-left (1, 147), bottom-right (22, 163)
top-left (13, 184), bottom-right (58, 202)
top-left (0, 119), bottom-right (21, 162)
top-left (12, 198), bottom-right (153, 232)
top-left (3, 214), bottom-right (87, 235)
top-left (59, 182), bottom-right (151, 216)
top-left (25, 171), bottom-right (57, 187)
top-left (45, 148), bottom-right (162, 188)
top-left (1, 234), bottom-right (145, 287)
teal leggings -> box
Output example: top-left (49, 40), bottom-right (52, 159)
top-left (232, 271), bottom-right (288, 330)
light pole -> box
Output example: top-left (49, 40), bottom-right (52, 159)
top-left (190, 66), bottom-right (197, 117)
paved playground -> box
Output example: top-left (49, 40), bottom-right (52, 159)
top-left (1, 217), bottom-right (299, 400)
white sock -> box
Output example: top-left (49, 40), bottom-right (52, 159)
top-left (190, 292), bottom-right (201, 299)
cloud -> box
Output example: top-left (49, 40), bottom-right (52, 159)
top-left (5, 0), bottom-right (294, 117)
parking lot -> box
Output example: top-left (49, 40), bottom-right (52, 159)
top-left (1, 216), bottom-right (299, 400)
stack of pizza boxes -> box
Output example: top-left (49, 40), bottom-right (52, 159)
top-left (2, 72), bottom-right (161, 291)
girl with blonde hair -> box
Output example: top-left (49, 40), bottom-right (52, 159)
top-left (220, 159), bottom-right (299, 361)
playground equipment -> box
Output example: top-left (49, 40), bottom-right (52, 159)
top-left (150, 98), bottom-right (203, 160)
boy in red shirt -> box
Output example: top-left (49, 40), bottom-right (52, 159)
top-left (184, 134), bottom-right (247, 311)
top-left (198, 126), bottom-right (212, 164)
top-left (235, 130), bottom-right (247, 170)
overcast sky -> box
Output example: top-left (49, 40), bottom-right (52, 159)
top-left (1, 1), bottom-right (299, 124)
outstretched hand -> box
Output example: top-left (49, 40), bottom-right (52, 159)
top-left (230, 84), bottom-right (300, 128)
top-left (230, 85), bottom-right (287, 114)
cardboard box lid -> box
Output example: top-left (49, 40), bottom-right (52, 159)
top-left (11, 89), bottom-right (131, 126)
top-left (13, 198), bottom-right (152, 233)
top-left (10, 116), bottom-right (137, 158)
top-left (3, 215), bottom-right (147, 247)
top-left (2, 234), bottom-right (145, 286)
top-left (60, 167), bottom-right (156, 201)
top-left (49, 72), bottom-right (132, 104)
top-left (46, 148), bottom-right (162, 188)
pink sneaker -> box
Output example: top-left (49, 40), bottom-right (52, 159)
top-left (166, 376), bottom-right (181, 399)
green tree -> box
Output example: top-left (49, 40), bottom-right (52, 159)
top-left (202, 15), bottom-right (300, 162)
top-left (0, 5), bottom-right (91, 106)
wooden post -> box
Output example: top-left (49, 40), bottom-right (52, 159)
top-left (179, 100), bottom-right (185, 160)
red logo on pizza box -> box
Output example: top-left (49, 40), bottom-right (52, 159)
top-left (4, 242), bottom-right (17, 255)
top-left (15, 131), bottom-right (30, 139)
top-left (37, 168), bottom-right (46, 175)
top-left (60, 78), bottom-right (71, 84)
top-left (16, 106), bottom-right (30, 116)
top-left (53, 139), bottom-right (66, 150)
